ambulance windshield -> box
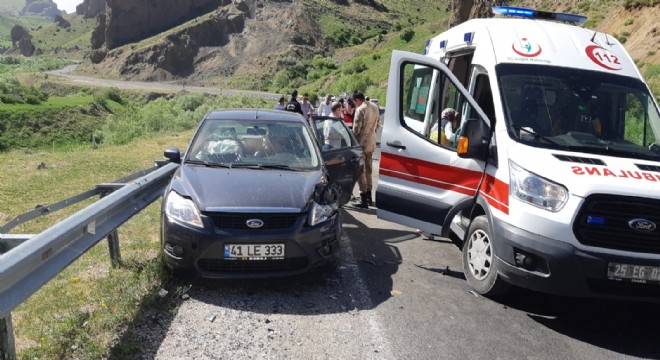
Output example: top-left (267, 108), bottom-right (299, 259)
top-left (498, 64), bottom-right (660, 161)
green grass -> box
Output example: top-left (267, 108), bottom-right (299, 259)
top-left (30, 14), bottom-right (95, 54)
top-left (0, 133), bottom-right (191, 359)
top-left (0, 95), bottom-right (93, 110)
top-left (0, 13), bottom-right (52, 48)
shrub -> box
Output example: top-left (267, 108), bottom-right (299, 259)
top-left (624, 18), bottom-right (634, 26)
top-left (400, 28), bottom-right (415, 42)
top-left (103, 88), bottom-right (125, 105)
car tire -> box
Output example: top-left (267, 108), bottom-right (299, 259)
top-left (462, 215), bottom-right (509, 297)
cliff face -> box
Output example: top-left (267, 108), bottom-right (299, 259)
top-left (103, 0), bottom-right (229, 49)
top-left (20, 0), bottom-right (62, 19)
top-left (76, 0), bottom-right (106, 19)
top-left (90, 0), bottom-right (319, 82)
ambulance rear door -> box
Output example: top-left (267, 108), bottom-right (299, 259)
top-left (376, 50), bottom-right (492, 235)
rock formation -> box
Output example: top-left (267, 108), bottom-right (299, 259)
top-left (449, 0), bottom-right (506, 27)
top-left (54, 15), bottom-right (71, 28)
top-left (76, 0), bottom-right (107, 19)
top-left (102, 0), bottom-right (230, 49)
top-left (119, 4), bottom-right (247, 77)
top-left (20, 0), bottom-right (62, 19)
top-left (9, 25), bottom-right (36, 56)
top-left (91, 13), bottom-right (106, 50)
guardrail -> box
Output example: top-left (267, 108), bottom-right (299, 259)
top-left (0, 161), bottom-right (178, 360)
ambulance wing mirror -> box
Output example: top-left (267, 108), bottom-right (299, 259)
top-left (456, 118), bottom-right (490, 160)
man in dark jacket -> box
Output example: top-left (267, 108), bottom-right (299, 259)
top-left (285, 89), bottom-right (303, 115)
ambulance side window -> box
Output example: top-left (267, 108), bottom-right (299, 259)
top-left (466, 73), bottom-right (495, 124)
top-left (402, 66), bottom-right (434, 134)
top-left (401, 62), bottom-right (468, 150)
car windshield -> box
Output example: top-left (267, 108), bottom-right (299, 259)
top-left (498, 64), bottom-right (660, 161)
top-left (185, 119), bottom-right (320, 170)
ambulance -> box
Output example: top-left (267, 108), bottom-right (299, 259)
top-left (377, 6), bottom-right (660, 300)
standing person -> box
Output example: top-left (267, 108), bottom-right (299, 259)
top-left (351, 92), bottom-right (380, 209)
top-left (343, 94), bottom-right (356, 127)
top-left (331, 101), bottom-right (343, 119)
top-left (301, 93), bottom-right (315, 119)
top-left (316, 94), bottom-right (334, 116)
top-left (274, 96), bottom-right (286, 110)
top-left (285, 90), bottom-right (303, 115)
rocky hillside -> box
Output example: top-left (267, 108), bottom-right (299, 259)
top-left (82, 0), bottom-right (392, 83)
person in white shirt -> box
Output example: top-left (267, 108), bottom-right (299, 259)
top-left (273, 96), bottom-right (286, 110)
top-left (316, 94), bottom-right (334, 116)
top-left (301, 93), bottom-right (315, 118)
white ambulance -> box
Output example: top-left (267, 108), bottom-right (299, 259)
top-left (377, 6), bottom-right (660, 300)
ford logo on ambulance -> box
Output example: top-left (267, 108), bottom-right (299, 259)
top-left (246, 219), bottom-right (264, 229)
top-left (628, 219), bottom-right (657, 232)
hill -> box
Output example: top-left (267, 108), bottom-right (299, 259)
top-left (67, 0), bottom-right (658, 99)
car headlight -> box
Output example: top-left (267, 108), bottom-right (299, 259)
top-left (509, 161), bottom-right (568, 212)
top-left (308, 201), bottom-right (335, 226)
top-left (165, 191), bottom-right (203, 228)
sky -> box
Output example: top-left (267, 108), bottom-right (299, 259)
top-left (52, 0), bottom-right (82, 14)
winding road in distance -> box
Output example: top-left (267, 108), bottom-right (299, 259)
top-left (46, 64), bottom-right (281, 101)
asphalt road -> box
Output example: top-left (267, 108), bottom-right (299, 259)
top-left (111, 153), bottom-right (660, 360)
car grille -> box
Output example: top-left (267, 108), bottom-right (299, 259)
top-left (209, 213), bottom-right (299, 230)
top-left (574, 195), bottom-right (660, 254)
top-left (197, 257), bottom-right (309, 273)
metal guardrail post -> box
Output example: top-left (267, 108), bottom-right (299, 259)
top-left (98, 184), bottom-right (125, 268)
top-left (107, 230), bottom-right (121, 268)
top-left (0, 314), bottom-right (15, 360)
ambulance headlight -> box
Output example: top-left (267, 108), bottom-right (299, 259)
top-left (509, 161), bottom-right (568, 212)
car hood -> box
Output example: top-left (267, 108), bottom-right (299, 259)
top-left (509, 143), bottom-right (660, 198)
top-left (170, 165), bottom-right (324, 211)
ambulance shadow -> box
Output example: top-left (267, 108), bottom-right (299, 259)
top-left (500, 287), bottom-right (660, 358)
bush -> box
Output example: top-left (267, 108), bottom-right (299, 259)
top-left (624, 18), bottom-right (634, 26)
top-left (103, 88), bottom-right (125, 105)
top-left (400, 28), bottom-right (415, 42)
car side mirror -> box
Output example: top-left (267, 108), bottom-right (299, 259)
top-left (457, 118), bottom-right (490, 160)
top-left (164, 147), bottom-right (181, 163)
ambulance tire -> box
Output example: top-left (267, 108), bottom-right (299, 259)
top-left (462, 215), bottom-right (510, 297)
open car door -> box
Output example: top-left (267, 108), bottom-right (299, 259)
top-left (311, 116), bottom-right (365, 206)
top-left (376, 50), bottom-right (492, 236)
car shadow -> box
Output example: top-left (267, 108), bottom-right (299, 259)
top-left (495, 287), bottom-right (660, 358)
top-left (108, 208), bottom-right (407, 359)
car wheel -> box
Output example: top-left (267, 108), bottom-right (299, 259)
top-left (462, 215), bottom-right (509, 296)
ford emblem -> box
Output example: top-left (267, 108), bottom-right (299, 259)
top-left (246, 219), bottom-right (264, 229)
top-left (628, 218), bottom-right (657, 232)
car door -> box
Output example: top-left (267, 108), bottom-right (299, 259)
top-left (377, 50), bottom-right (492, 235)
top-left (312, 116), bottom-right (364, 206)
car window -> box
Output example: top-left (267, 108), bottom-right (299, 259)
top-left (313, 117), bottom-right (354, 151)
top-left (186, 119), bottom-right (320, 170)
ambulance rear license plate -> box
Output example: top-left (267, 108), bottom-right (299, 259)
top-left (607, 263), bottom-right (660, 284)
top-left (224, 244), bottom-right (285, 260)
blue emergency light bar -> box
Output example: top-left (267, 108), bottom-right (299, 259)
top-left (492, 6), bottom-right (587, 24)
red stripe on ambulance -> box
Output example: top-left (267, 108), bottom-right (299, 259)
top-left (380, 153), bottom-right (510, 214)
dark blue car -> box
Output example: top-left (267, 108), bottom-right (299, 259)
top-left (161, 109), bottom-right (363, 277)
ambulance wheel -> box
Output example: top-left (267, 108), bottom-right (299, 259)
top-left (462, 215), bottom-right (509, 297)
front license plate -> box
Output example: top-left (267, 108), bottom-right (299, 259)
top-left (224, 244), bottom-right (285, 260)
top-left (607, 262), bottom-right (660, 284)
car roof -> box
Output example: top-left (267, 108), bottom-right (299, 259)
top-left (205, 109), bottom-right (306, 123)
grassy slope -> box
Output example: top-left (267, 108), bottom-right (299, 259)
top-left (29, 13), bottom-right (95, 56)
top-left (0, 14), bottom-right (52, 48)
top-left (299, 0), bottom-right (659, 103)
top-left (1, 134), bottom-right (191, 359)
